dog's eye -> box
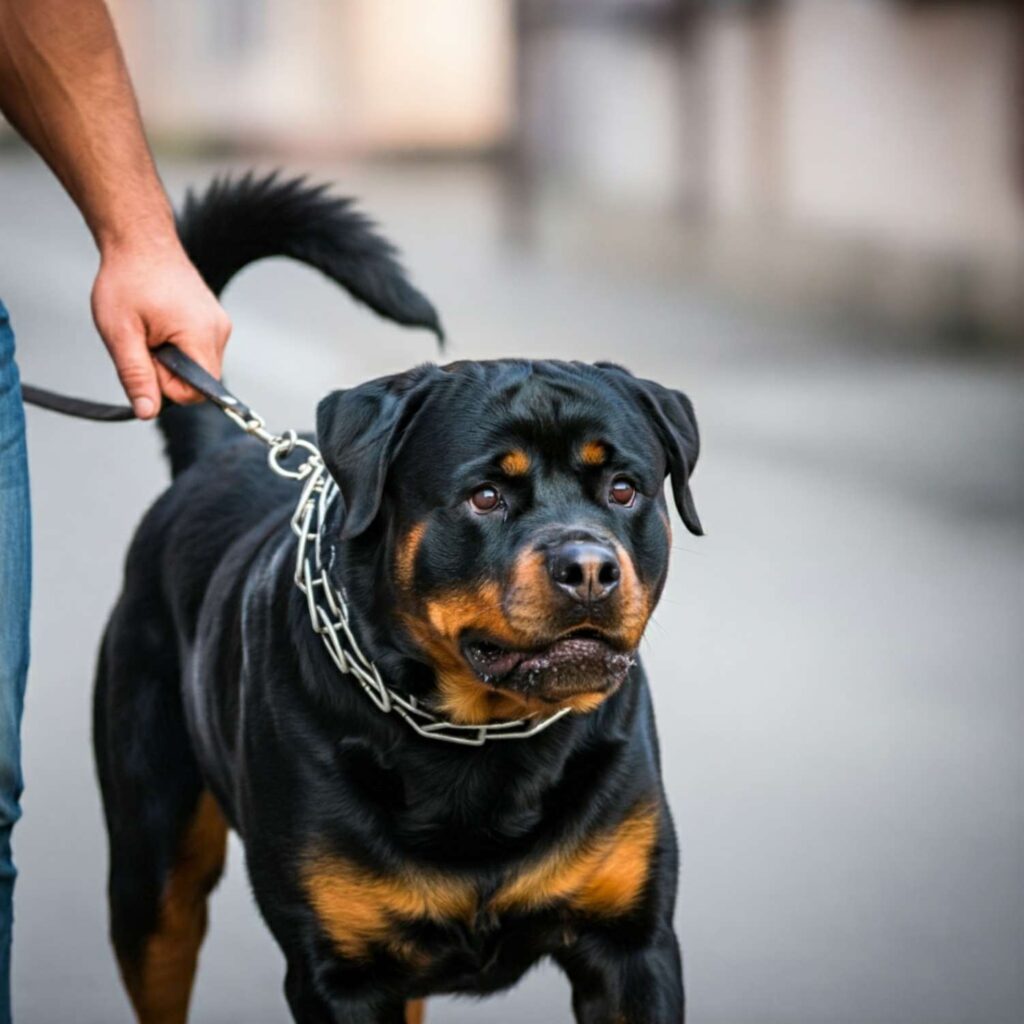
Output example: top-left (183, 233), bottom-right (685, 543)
top-left (609, 477), bottom-right (637, 507)
top-left (470, 485), bottom-right (502, 513)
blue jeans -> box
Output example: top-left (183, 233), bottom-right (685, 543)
top-left (0, 300), bottom-right (29, 1024)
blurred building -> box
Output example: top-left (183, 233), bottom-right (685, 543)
top-left (509, 0), bottom-right (1024, 342)
top-left (106, 0), bottom-right (512, 153)
top-left (4, 0), bottom-right (1020, 341)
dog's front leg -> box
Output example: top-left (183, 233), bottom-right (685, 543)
top-left (557, 926), bottom-right (684, 1024)
top-left (284, 959), bottom-right (410, 1024)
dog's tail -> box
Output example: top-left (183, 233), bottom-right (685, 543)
top-left (158, 171), bottom-right (443, 477)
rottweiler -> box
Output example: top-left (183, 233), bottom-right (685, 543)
top-left (93, 173), bottom-right (702, 1024)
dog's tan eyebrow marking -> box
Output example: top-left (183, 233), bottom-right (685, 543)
top-left (579, 441), bottom-right (607, 466)
top-left (500, 450), bottom-right (531, 477)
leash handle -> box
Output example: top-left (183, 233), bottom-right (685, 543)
top-left (151, 343), bottom-right (255, 422)
top-left (22, 342), bottom-right (251, 423)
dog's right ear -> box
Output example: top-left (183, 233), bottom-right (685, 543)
top-left (316, 367), bottom-right (442, 541)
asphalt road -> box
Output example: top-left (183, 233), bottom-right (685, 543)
top-left (2, 153), bottom-right (1022, 1023)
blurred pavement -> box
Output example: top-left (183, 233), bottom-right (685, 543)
top-left (2, 153), bottom-right (1022, 1023)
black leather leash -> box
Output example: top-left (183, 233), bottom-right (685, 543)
top-left (21, 342), bottom-right (254, 423)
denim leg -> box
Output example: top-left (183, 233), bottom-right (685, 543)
top-left (0, 300), bottom-right (30, 1024)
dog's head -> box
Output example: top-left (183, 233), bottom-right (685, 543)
top-left (317, 360), bottom-right (701, 724)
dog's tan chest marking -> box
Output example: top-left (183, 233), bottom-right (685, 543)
top-left (303, 804), bottom-right (658, 963)
top-left (491, 802), bottom-right (659, 916)
top-left (301, 854), bottom-right (476, 962)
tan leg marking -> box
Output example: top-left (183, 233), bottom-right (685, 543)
top-left (405, 999), bottom-right (426, 1024)
top-left (119, 791), bottom-right (228, 1024)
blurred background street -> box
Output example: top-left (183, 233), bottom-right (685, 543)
top-left (2, 1), bottom-right (1023, 1022)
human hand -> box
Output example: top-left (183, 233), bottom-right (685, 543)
top-left (91, 234), bottom-right (232, 419)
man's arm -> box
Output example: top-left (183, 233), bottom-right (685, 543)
top-left (0, 0), bottom-right (230, 418)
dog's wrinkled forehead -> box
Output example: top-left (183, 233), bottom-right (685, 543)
top-left (402, 361), bottom-right (660, 478)
top-left (316, 359), bottom-right (702, 540)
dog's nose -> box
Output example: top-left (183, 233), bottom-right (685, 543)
top-left (547, 541), bottom-right (620, 604)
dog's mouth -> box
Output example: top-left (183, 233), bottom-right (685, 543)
top-left (460, 628), bottom-right (636, 701)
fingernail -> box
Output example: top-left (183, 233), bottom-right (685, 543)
top-left (133, 397), bottom-right (156, 419)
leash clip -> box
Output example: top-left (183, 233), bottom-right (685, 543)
top-left (220, 405), bottom-right (320, 481)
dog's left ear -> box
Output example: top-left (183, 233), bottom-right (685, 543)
top-left (316, 366), bottom-right (441, 540)
top-left (596, 363), bottom-right (703, 536)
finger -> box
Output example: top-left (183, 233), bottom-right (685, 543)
top-left (155, 362), bottom-right (203, 406)
top-left (104, 327), bottom-right (162, 419)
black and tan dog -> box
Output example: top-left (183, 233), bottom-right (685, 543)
top-left (93, 174), bottom-right (702, 1024)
